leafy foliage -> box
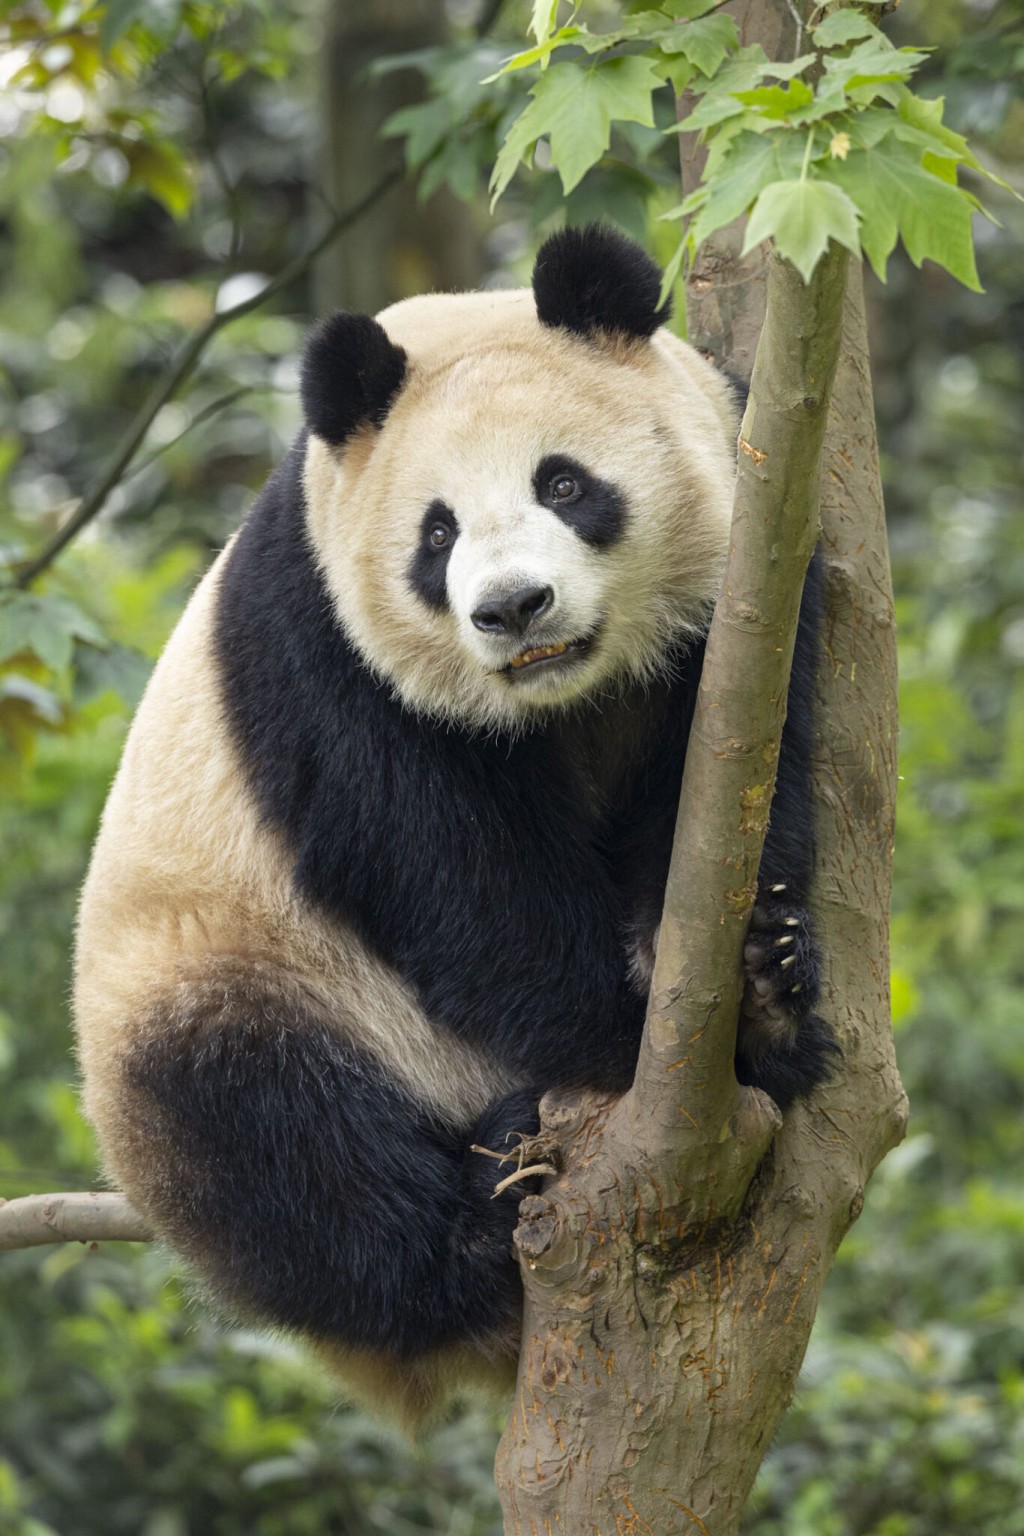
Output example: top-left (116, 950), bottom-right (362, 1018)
top-left (481, 1), bottom-right (1007, 294)
top-left (0, 0), bottom-right (319, 764)
top-left (1, 0), bottom-right (1023, 1532)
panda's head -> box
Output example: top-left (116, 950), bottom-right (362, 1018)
top-left (300, 225), bottom-right (738, 733)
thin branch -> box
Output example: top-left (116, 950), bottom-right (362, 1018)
top-left (198, 70), bottom-right (245, 270)
top-left (121, 384), bottom-right (259, 484)
top-left (11, 166), bottom-right (403, 591)
top-left (0, 1192), bottom-right (152, 1251)
top-left (626, 242), bottom-right (848, 1174)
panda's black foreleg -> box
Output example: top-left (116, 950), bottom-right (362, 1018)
top-left (738, 550), bottom-right (838, 1107)
top-left (119, 998), bottom-right (534, 1358)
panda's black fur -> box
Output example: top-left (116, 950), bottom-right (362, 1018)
top-left (76, 226), bottom-right (835, 1424)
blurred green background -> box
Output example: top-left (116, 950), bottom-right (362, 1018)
top-left (1, 1), bottom-right (1022, 1532)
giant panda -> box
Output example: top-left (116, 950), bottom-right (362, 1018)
top-left (74, 225), bottom-right (834, 1430)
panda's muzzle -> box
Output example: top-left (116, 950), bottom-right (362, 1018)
top-left (470, 581), bottom-right (597, 678)
top-left (470, 584), bottom-right (554, 637)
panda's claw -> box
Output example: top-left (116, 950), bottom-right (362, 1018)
top-left (737, 891), bottom-right (836, 1107)
top-left (491, 1162), bottom-right (558, 1198)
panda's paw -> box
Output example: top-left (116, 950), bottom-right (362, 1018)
top-left (468, 1089), bottom-right (548, 1205)
top-left (737, 895), bottom-right (837, 1108)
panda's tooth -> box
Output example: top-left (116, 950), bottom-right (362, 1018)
top-left (510, 639), bottom-right (570, 669)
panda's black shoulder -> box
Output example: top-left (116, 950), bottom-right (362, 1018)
top-left (213, 432), bottom-right (369, 839)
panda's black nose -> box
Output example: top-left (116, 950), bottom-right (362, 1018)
top-left (471, 585), bottom-right (553, 637)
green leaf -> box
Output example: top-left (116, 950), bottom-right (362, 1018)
top-left (487, 26), bottom-right (588, 77)
top-left (530, 0), bottom-right (562, 46)
top-left (99, 0), bottom-right (148, 51)
top-left (824, 39), bottom-right (929, 91)
top-left (657, 236), bottom-right (687, 311)
top-left (672, 46), bottom-right (773, 132)
top-left (823, 136), bottom-right (982, 290)
top-left (652, 0), bottom-right (723, 15)
top-left (684, 130), bottom-right (808, 251)
top-left (661, 15), bottom-right (738, 77)
top-left (812, 10), bottom-right (881, 48)
top-left (491, 55), bottom-right (661, 201)
top-left (0, 593), bottom-right (106, 673)
top-left (897, 92), bottom-right (982, 173)
top-left (734, 78), bottom-right (815, 120)
top-left (72, 642), bottom-right (152, 708)
top-left (123, 141), bottom-right (194, 220)
top-left (742, 177), bottom-right (861, 283)
top-left (654, 55), bottom-right (695, 96)
top-left (382, 100), bottom-right (452, 170)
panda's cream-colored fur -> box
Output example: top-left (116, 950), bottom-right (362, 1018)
top-left (305, 288), bottom-right (738, 732)
top-left (74, 281), bottom-right (737, 1427)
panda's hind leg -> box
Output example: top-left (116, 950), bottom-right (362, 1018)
top-left (103, 965), bottom-right (532, 1377)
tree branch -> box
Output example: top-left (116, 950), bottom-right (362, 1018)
top-left (628, 242), bottom-right (848, 1180)
top-left (10, 166), bottom-right (402, 591)
top-left (0, 1192), bottom-right (152, 1251)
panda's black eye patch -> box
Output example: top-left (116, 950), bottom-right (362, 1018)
top-left (408, 500), bottom-right (458, 610)
top-left (533, 455), bottom-right (626, 548)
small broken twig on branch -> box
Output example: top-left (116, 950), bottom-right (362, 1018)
top-left (0, 1191), bottom-right (152, 1251)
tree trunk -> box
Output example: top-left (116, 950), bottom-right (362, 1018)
top-left (316, 0), bottom-right (482, 313)
top-left (493, 6), bottom-right (906, 1528)
top-left (677, 0), bottom-right (805, 374)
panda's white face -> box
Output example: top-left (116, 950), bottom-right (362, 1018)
top-left (303, 290), bottom-right (738, 733)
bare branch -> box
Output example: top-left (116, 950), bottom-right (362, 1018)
top-left (0, 1192), bottom-right (152, 1251)
top-left (627, 242), bottom-right (848, 1178)
top-left (11, 166), bottom-right (402, 591)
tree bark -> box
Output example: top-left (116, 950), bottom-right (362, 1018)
top-left (0, 1192), bottom-right (152, 1250)
top-left (316, 0), bottom-right (482, 314)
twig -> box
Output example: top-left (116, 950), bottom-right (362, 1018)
top-left (11, 165), bottom-right (402, 591)
top-left (0, 1192), bottom-right (152, 1251)
top-left (121, 384), bottom-right (258, 484)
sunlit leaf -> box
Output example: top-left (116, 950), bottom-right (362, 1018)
top-left (742, 177), bottom-right (861, 283)
top-left (491, 55), bottom-right (661, 202)
top-left (529, 0), bottom-right (562, 46)
top-left (823, 135), bottom-right (982, 290)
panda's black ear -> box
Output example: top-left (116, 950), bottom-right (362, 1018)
top-left (300, 312), bottom-right (408, 445)
top-left (532, 224), bottom-right (671, 341)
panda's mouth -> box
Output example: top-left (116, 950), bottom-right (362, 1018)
top-left (502, 631), bottom-right (597, 677)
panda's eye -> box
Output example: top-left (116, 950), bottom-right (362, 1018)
top-left (550, 475), bottom-right (579, 502)
top-left (428, 523), bottom-right (450, 550)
